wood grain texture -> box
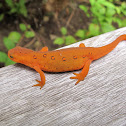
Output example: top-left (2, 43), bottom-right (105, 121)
top-left (0, 27), bottom-right (126, 126)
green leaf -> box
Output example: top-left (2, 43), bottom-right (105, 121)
top-left (121, 2), bottom-right (126, 15)
top-left (97, 15), bottom-right (105, 22)
top-left (25, 31), bottom-right (35, 38)
top-left (54, 37), bottom-right (64, 45)
top-left (19, 23), bottom-right (27, 31)
top-left (27, 25), bottom-right (31, 29)
top-left (19, 0), bottom-right (27, 17)
top-left (89, 23), bottom-right (100, 36)
top-left (121, 19), bottom-right (126, 27)
top-left (121, 3), bottom-right (126, 16)
top-left (3, 37), bottom-right (15, 50)
top-left (0, 52), bottom-right (8, 63)
top-left (5, 0), bottom-right (14, 8)
top-left (79, 5), bottom-right (88, 13)
top-left (75, 29), bottom-right (85, 39)
top-left (60, 27), bottom-right (67, 35)
top-left (92, 18), bottom-right (98, 24)
top-left (90, 7), bottom-right (99, 17)
top-left (98, 6), bottom-right (106, 15)
top-left (101, 1), bottom-right (115, 9)
top-left (65, 35), bottom-right (76, 45)
top-left (5, 57), bottom-right (15, 66)
top-left (79, 5), bottom-right (89, 17)
top-left (91, 3), bottom-right (105, 16)
top-left (9, 8), bottom-right (17, 14)
top-left (106, 7), bottom-right (116, 17)
top-left (19, 6), bottom-right (27, 17)
top-left (89, 0), bottom-right (96, 6)
top-left (19, 0), bottom-right (26, 5)
top-left (122, 10), bottom-right (126, 16)
top-left (101, 23), bottom-right (116, 33)
top-left (115, 7), bottom-right (121, 14)
top-left (8, 31), bottom-right (21, 43)
top-left (0, 14), bottom-right (4, 21)
top-left (105, 17), bottom-right (113, 24)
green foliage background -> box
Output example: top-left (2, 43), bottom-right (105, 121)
top-left (0, 0), bottom-right (126, 66)
top-left (54, 0), bottom-right (126, 45)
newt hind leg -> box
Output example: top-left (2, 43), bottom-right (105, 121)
top-left (70, 59), bottom-right (92, 85)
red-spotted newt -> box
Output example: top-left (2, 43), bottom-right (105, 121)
top-left (8, 35), bottom-right (126, 89)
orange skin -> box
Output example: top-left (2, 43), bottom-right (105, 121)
top-left (8, 35), bottom-right (126, 89)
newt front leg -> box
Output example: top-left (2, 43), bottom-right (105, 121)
top-left (32, 66), bottom-right (46, 89)
top-left (70, 59), bottom-right (92, 85)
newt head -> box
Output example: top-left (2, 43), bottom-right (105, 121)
top-left (8, 46), bottom-right (34, 65)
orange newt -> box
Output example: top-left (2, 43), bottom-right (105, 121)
top-left (8, 35), bottom-right (126, 89)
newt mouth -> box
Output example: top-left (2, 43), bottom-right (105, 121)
top-left (8, 49), bottom-right (15, 60)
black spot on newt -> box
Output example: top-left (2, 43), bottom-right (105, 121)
top-left (43, 54), bottom-right (47, 57)
top-left (73, 56), bottom-right (77, 59)
top-left (33, 55), bottom-right (37, 59)
top-left (62, 57), bottom-right (66, 61)
top-left (51, 56), bottom-right (55, 60)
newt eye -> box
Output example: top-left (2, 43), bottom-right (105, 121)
top-left (10, 55), bottom-right (13, 58)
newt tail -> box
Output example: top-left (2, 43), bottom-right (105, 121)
top-left (93, 35), bottom-right (126, 60)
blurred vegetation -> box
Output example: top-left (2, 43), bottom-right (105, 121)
top-left (0, 0), bottom-right (126, 67)
top-left (54, 0), bottom-right (126, 44)
top-left (0, 0), bottom-right (27, 21)
top-left (1, 23), bottom-right (35, 65)
top-left (54, 27), bottom-right (77, 45)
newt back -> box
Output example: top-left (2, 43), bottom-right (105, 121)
top-left (38, 47), bottom-right (92, 72)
